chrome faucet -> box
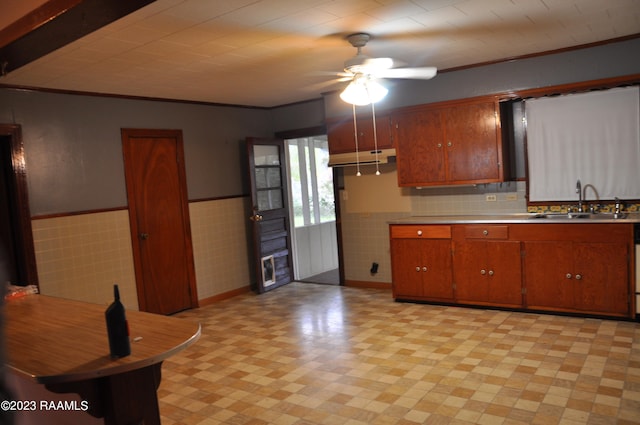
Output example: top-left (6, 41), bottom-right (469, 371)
top-left (576, 179), bottom-right (583, 212)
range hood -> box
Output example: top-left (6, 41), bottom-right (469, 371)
top-left (328, 148), bottom-right (396, 167)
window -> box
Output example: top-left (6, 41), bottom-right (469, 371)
top-left (287, 136), bottom-right (336, 227)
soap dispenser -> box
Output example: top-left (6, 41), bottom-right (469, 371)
top-left (105, 284), bottom-right (131, 358)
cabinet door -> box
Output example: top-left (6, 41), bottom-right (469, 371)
top-left (486, 241), bottom-right (522, 306)
top-left (454, 240), bottom-right (488, 302)
top-left (390, 238), bottom-right (453, 300)
top-left (454, 240), bottom-right (521, 306)
top-left (391, 238), bottom-right (424, 297)
top-left (394, 108), bottom-right (445, 185)
top-left (444, 101), bottom-right (501, 182)
top-left (421, 239), bottom-right (454, 300)
top-left (524, 241), bottom-right (575, 310)
top-left (573, 242), bottom-right (628, 315)
top-left (327, 115), bottom-right (392, 154)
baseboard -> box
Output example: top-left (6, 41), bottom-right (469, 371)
top-left (198, 286), bottom-right (251, 306)
top-left (344, 280), bottom-right (392, 290)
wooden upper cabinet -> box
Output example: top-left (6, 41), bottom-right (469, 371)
top-left (392, 98), bottom-right (506, 186)
top-left (394, 107), bottom-right (446, 184)
top-left (327, 114), bottom-right (393, 154)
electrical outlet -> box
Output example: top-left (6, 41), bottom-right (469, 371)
top-left (485, 194), bottom-right (497, 202)
top-left (506, 193), bottom-right (518, 201)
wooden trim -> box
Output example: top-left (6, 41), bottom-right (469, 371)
top-left (189, 194), bottom-right (249, 203)
top-left (197, 286), bottom-right (251, 306)
top-left (32, 206), bottom-right (127, 220)
top-left (275, 125), bottom-right (327, 140)
top-left (496, 74), bottom-right (640, 101)
top-left (0, 84), bottom-right (271, 110)
top-left (31, 196), bottom-right (250, 219)
top-left (0, 124), bottom-right (38, 287)
top-left (440, 33), bottom-right (640, 74)
top-left (344, 280), bottom-right (392, 290)
top-left (0, 0), bottom-right (155, 76)
top-left (0, 0), bottom-right (83, 48)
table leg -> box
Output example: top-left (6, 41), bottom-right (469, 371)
top-left (46, 362), bottom-right (163, 425)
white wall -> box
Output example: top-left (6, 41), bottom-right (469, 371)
top-left (292, 221), bottom-right (338, 280)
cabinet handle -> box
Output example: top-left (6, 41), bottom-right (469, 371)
top-left (480, 269), bottom-right (486, 275)
top-left (437, 143), bottom-right (442, 148)
top-left (417, 230), bottom-right (423, 236)
top-left (483, 229), bottom-right (489, 236)
top-left (566, 273), bottom-right (572, 279)
top-left (415, 267), bottom-right (421, 272)
top-left (447, 141), bottom-right (453, 147)
top-left (575, 274), bottom-right (582, 280)
top-left (422, 266), bottom-right (428, 272)
top-left (488, 270), bottom-right (494, 276)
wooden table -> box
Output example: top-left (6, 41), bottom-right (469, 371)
top-left (5, 294), bottom-right (201, 425)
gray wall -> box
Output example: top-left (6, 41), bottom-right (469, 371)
top-left (1, 37), bottom-right (638, 216)
top-left (270, 98), bottom-right (325, 133)
top-left (0, 91), bottom-right (273, 215)
top-left (323, 37), bottom-right (640, 118)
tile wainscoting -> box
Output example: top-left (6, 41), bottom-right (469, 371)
top-left (31, 197), bottom-right (253, 308)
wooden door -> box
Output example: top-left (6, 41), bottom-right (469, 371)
top-left (122, 129), bottom-right (198, 314)
top-left (246, 138), bottom-right (293, 293)
top-left (394, 108), bottom-right (445, 185)
top-left (445, 101), bottom-right (501, 183)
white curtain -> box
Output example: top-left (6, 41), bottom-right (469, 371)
top-left (526, 86), bottom-right (640, 202)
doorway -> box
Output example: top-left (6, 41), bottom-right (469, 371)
top-left (121, 128), bottom-right (198, 314)
top-left (0, 124), bottom-right (38, 288)
top-left (285, 135), bottom-right (339, 285)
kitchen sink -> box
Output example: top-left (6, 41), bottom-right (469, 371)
top-left (529, 212), bottom-right (628, 220)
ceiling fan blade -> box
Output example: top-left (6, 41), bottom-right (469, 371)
top-left (374, 67), bottom-right (437, 80)
top-left (362, 57), bottom-right (394, 70)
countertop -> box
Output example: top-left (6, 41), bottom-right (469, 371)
top-left (389, 212), bottom-right (640, 225)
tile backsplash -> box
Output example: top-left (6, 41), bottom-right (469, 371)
top-left (340, 181), bottom-right (528, 285)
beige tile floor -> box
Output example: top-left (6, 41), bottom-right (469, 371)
top-left (160, 282), bottom-right (640, 424)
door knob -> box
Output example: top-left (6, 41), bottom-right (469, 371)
top-left (249, 214), bottom-right (263, 222)
top-left (139, 233), bottom-right (149, 240)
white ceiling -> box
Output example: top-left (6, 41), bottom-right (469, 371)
top-left (2, 0), bottom-right (639, 107)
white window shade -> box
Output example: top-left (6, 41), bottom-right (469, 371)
top-left (526, 86), bottom-right (640, 202)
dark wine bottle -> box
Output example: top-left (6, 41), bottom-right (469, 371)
top-left (105, 284), bottom-right (131, 358)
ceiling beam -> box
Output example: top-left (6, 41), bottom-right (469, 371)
top-left (0, 0), bottom-right (155, 76)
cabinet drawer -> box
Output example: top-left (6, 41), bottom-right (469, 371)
top-left (464, 225), bottom-right (509, 239)
top-left (391, 225), bottom-right (451, 239)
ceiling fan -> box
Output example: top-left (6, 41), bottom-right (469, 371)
top-left (338, 32), bottom-right (438, 105)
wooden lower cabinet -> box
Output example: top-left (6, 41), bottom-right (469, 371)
top-left (390, 222), bottom-right (634, 318)
top-left (524, 241), bottom-right (629, 316)
top-left (453, 240), bottom-right (523, 307)
top-left (390, 225), bottom-right (453, 301)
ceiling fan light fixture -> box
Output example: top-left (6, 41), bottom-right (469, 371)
top-left (340, 77), bottom-right (388, 105)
